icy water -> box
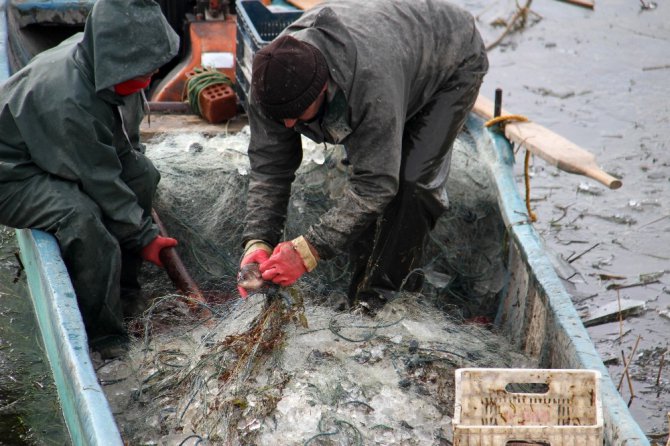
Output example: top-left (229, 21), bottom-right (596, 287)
top-left (456, 0), bottom-right (670, 438)
top-left (0, 229), bottom-right (70, 445)
top-left (0, 0), bottom-right (668, 442)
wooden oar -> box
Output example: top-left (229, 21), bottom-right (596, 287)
top-left (473, 95), bottom-right (622, 189)
top-left (151, 209), bottom-right (211, 318)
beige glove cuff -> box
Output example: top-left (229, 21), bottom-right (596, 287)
top-left (243, 239), bottom-right (273, 257)
top-left (291, 236), bottom-right (318, 272)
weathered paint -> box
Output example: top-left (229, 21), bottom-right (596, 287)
top-left (15, 229), bottom-right (123, 446)
top-left (474, 115), bottom-right (650, 446)
top-left (9, 0), bottom-right (93, 27)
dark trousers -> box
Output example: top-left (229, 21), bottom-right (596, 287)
top-left (348, 66), bottom-right (486, 303)
top-left (0, 151), bottom-right (159, 339)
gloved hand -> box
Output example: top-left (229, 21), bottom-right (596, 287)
top-left (237, 240), bottom-right (273, 298)
top-left (260, 236), bottom-right (318, 287)
top-left (140, 235), bottom-right (178, 268)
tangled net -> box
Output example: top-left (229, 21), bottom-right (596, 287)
top-left (94, 124), bottom-right (535, 445)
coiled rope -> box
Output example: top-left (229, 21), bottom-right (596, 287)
top-left (484, 114), bottom-right (537, 222)
top-left (183, 66), bottom-right (232, 117)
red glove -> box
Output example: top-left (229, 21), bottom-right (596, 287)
top-left (260, 236), bottom-right (318, 287)
top-left (140, 235), bottom-right (178, 268)
top-left (237, 246), bottom-right (271, 298)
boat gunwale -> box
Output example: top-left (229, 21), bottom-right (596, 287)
top-left (16, 229), bottom-right (124, 446)
top-left (474, 115), bottom-right (650, 446)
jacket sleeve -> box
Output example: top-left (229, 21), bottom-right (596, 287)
top-left (242, 98), bottom-right (303, 246)
top-left (305, 96), bottom-right (403, 259)
top-left (19, 100), bottom-right (154, 249)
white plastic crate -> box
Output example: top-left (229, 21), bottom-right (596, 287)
top-left (453, 368), bottom-right (603, 446)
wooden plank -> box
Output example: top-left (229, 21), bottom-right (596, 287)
top-left (286, 0), bottom-right (323, 10)
top-left (473, 95), bottom-right (622, 190)
top-left (140, 113), bottom-right (248, 139)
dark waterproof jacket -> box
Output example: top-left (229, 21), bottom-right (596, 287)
top-left (243, 0), bottom-right (487, 259)
top-left (0, 0), bottom-right (179, 249)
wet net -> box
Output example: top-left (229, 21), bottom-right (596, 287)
top-left (95, 123), bottom-right (537, 445)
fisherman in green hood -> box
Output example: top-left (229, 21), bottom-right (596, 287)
top-left (0, 0), bottom-right (180, 356)
top-left (238, 0), bottom-right (488, 314)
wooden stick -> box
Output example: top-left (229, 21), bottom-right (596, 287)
top-left (618, 335), bottom-right (641, 391)
top-left (473, 95), bottom-right (623, 190)
top-left (620, 350), bottom-right (635, 399)
top-left (555, 0), bottom-right (594, 10)
top-left (617, 290), bottom-right (624, 340)
top-left (567, 242), bottom-right (600, 264)
top-left (486, 0), bottom-right (534, 52)
top-left (151, 209), bottom-right (211, 317)
top-left (657, 351), bottom-right (666, 387)
top-left (607, 279), bottom-right (660, 291)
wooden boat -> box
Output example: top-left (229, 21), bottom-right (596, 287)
top-left (4, 0), bottom-right (90, 74)
top-left (3, 1), bottom-right (648, 445)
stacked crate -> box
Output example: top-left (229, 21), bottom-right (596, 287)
top-left (235, 1), bottom-right (303, 111)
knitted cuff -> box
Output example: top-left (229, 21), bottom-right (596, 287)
top-left (243, 239), bottom-right (273, 257)
top-left (291, 236), bottom-right (318, 272)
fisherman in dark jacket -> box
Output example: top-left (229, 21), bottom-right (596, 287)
top-left (0, 0), bottom-right (180, 353)
top-left (238, 0), bottom-right (488, 312)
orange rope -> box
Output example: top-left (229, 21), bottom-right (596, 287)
top-left (524, 150), bottom-right (537, 222)
top-left (484, 114), bottom-right (536, 222)
top-left (484, 114), bottom-right (529, 127)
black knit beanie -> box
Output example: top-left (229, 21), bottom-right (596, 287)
top-left (251, 35), bottom-right (328, 120)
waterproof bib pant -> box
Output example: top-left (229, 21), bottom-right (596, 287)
top-left (348, 66), bottom-right (486, 304)
top-left (0, 151), bottom-right (159, 339)
top-left (116, 150), bottom-right (159, 300)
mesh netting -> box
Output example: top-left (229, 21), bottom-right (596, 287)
top-left (95, 125), bottom-right (536, 445)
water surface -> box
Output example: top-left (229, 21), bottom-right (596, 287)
top-left (0, 0), bottom-right (668, 441)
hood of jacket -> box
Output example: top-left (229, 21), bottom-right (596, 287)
top-left (77, 0), bottom-right (179, 93)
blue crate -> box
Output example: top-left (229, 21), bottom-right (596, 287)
top-left (235, 0), bottom-right (303, 110)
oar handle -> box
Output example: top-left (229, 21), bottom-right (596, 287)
top-left (582, 166), bottom-right (622, 190)
top-left (474, 94), bottom-right (623, 190)
top-left (151, 209), bottom-right (211, 317)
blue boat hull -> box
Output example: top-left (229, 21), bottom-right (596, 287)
top-left (480, 115), bottom-right (649, 446)
top-left (15, 229), bottom-right (124, 446)
top-left (14, 115), bottom-right (650, 445)
top-left (4, 0), bottom-right (92, 73)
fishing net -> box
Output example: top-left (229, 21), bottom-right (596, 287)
top-left (95, 123), bottom-right (537, 445)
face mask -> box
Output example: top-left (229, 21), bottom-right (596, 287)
top-left (114, 77), bottom-right (151, 96)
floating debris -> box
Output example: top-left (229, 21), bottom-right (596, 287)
top-left (577, 182), bottom-right (603, 196)
top-left (628, 198), bottom-right (661, 211)
top-left (582, 299), bottom-right (646, 327)
top-left (639, 0), bottom-right (657, 10)
top-left (639, 270), bottom-right (667, 283)
top-left (587, 213), bottom-right (637, 226)
top-left (596, 273), bottom-right (627, 281)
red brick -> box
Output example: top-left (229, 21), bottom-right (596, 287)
top-left (198, 83), bottom-right (237, 124)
